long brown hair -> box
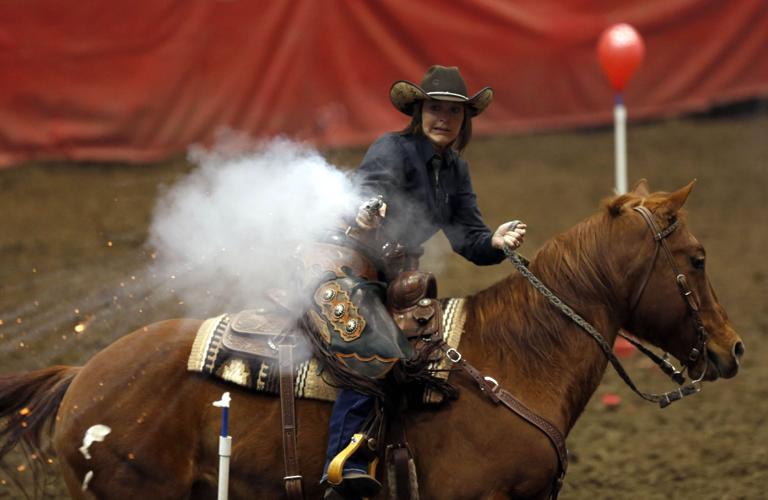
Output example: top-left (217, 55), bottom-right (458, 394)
top-left (399, 100), bottom-right (473, 154)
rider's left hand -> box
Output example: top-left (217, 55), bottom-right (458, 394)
top-left (492, 221), bottom-right (527, 250)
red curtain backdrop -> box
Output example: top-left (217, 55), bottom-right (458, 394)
top-left (0, 0), bottom-right (766, 167)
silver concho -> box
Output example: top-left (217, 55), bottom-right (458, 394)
top-left (333, 303), bottom-right (345, 318)
top-left (345, 319), bottom-right (358, 333)
top-left (418, 298), bottom-right (431, 306)
top-left (322, 288), bottom-right (336, 301)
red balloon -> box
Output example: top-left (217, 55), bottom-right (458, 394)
top-left (597, 23), bottom-right (645, 92)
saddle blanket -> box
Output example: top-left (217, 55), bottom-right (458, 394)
top-left (187, 298), bottom-right (467, 404)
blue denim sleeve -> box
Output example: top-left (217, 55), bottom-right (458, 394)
top-left (442, 159), bottom-right (506, 265)
top-left (353, 134), bottom-right (406, 203)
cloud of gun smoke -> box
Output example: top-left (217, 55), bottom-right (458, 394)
top-left (146, 136), bottom-right (358, 316)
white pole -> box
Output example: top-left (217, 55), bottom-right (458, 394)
top-left (213, 392), bottom-right (232, 500)
top-left (614, 94), bottom-right (628, 194)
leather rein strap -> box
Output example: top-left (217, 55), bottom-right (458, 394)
top-left (438, 342), bottom-right (568, 499)
top-left (278, 341), bottom-right (304, 499)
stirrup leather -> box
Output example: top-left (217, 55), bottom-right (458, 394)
top-left (327, 433), bottom-right (366, 485)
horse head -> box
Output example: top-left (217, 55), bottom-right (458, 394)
top-left (609, 179), bottom-right (744, 382)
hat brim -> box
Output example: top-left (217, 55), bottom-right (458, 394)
top-left (389, 80), bottom-right (493, 117)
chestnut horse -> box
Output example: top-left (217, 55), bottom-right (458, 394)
top-left (0, 181), bottom-right (743, 499)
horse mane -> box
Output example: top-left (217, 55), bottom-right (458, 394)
top-left (465, 195), bottom-right (637, 381)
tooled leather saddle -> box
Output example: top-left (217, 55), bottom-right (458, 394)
top-left (387, 271), bottom-right (441, 343)
top-left (188, 270), bottom-right (443, 390)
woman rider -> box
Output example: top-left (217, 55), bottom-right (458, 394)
top-left (318, 65), bottom-right (526, 499)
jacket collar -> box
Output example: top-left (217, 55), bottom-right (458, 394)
top-left (413, 133), bottom-right (458, 168)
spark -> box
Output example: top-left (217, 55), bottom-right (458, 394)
top-left (74, 324), bottom-right (86, 333)
top-left (16, 464), bottom-right (25, 472)
top-left (107, 241), bottom-right (113, 247)
top-left (19, 407), bottom-right (30, 416)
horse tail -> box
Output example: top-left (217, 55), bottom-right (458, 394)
top-left (0, 366), bottom-right (80, 461)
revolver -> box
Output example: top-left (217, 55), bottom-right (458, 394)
top-left (361, 195), bottom-right (385, 216)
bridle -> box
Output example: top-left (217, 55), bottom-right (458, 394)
top-left (629, 205), bottom-right (709, 377)
top-left (501, 208), bottom-right (710, 408)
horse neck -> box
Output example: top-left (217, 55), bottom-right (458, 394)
top-left (463, 212), bottom-right (629, 431)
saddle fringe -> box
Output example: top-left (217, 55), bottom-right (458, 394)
top-left (300, 315), bottom-right (458, 405)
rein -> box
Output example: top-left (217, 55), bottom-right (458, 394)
top-left (502, 209), bottom-right (709, 408)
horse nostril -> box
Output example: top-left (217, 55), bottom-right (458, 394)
top-left (732, 341), bottom-right (745, 363)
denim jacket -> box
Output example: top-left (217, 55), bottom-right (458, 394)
top-left (353, 132), bottom-right (505, 266)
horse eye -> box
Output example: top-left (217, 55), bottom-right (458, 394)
top-left (690, 256), bottom-right (705, 270)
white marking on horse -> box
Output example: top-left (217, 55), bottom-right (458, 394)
top-left (81, 470), bottom-right (93, 491)
top-left (79, 424), bottom-right (111, 459)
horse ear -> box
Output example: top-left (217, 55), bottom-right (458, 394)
top-left (607, 193), bottom-right (632, 216)
top-left (665, 179), bottom-right (697, 213)
top-left (631, 179), bottom-right (651, 197)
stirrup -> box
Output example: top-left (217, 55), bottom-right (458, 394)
top-left (324, 471), bottom-right (382, 500)
top-left (327, 433), bottom-right (367, 485)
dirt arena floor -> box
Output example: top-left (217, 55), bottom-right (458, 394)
top-left (1, 105), bottom-right (766, 499)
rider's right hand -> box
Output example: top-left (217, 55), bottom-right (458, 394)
top-left (355, 197), bottom-right (387, 230)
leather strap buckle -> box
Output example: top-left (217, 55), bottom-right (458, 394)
top-left (445, 347), bottom-right (462, 363)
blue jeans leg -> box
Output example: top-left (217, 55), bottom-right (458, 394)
top-left (322, 388), bottom-right (375, 480)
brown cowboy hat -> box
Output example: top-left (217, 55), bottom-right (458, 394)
top-left (389, 65), bottom-right (493, 117)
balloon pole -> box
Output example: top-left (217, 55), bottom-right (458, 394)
top-left (213, 392), bottom-right (232, 500)
top-left (614, 94), bottom-right (627, 194)
top-left (597, 23), bottom-right (645, 195)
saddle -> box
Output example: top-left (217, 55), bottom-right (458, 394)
top-left (188, 271), bottom-right (445, 395)
top-left (387, 270), bottom-right (441, 343)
